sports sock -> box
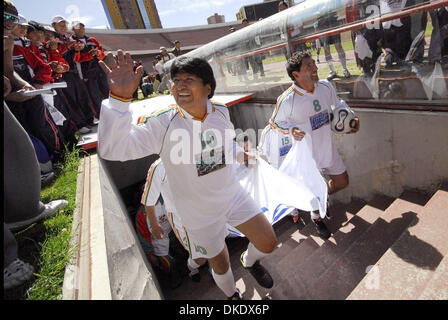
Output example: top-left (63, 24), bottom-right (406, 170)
top-left (211, 265), bottom-right (236, 298)
top-left (338, 50), bottom-right (347, 70)
top-left (325, 55), bottom-right (336, 73)
top-left (187, 257), bottom-right (200, 275)
top-left (242, 242), bottom-right (269, 268)
top-left (311, 210), bottom-right (320, 221)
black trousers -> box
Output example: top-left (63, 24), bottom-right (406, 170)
top-left (62, 71), bottom-right (96, 124)
top-left (7, 95), bottom-right (65, 160)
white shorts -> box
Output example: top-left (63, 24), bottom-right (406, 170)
top-left (175, 194), bottom-right (261, 260)
top-left (320, 147), bottom-right (346, 176)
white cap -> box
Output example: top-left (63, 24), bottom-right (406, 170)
top-left (43, 25), bottom-right (56, 33)
top-left (18, 14), bottom-right (29, 26)
top-left (52, 15), bottom-right (68, 24)
top-left (71, 20), bottom-right (85, 29)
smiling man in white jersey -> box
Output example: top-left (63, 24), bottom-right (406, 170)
top-left (97, 52), bottom-right (277, 300)
top-left (270, 51), bottom-right (359, 239)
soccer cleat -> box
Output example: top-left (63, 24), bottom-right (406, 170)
top-left (3, 259), bottom-right (34, 290)
top-left (188, 267), bottom-right (201, 282)
top-left (240, 252), bottom-right (274, 289)
top-left (228, 288), bottom-right (243, 300)
top-left (343, 69), bottom-right (351, 79)
top-left (327, 71), bottom-right (337, 81)
top-left (170, 270), bottom-right (183, 289)
top-left (313, 218), bottom-right (331, 239)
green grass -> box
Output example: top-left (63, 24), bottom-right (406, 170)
top-left (5, 146), bottom-right (83, 300)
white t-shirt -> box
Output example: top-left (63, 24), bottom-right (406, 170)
top-left (98, 97), bottom-right (250, 231)
top-left (269, 80), bottom-right (340, 170)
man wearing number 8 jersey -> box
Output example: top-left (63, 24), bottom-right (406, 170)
top-left (269, 51), bottom-right (359, 239)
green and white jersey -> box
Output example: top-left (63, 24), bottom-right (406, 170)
top-left (269, 80), bottom-right (340, 170)
top-left (98, 96), bottom-right (252, 231)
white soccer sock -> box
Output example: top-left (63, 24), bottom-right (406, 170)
top-left (187, 257), bottom-right (200, 275)
top-left (338, 51), bottom-right (347, 70)
top-left (242, 242), bottom-right (269, 268)
top-left (211, 265), bottom-right (236, 298)
top-left (325, 55), bottom-right (336, 73)
top-left (310, 210), bottom-right (321, 221)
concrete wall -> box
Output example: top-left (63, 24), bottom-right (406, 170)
top-left (64, 155), bottom-right (163, 300)
top-left (229, 103), bottom-right (448, 203)
top-left (98, 156), bottom-right (163, 299)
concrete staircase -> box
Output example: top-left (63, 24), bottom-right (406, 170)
top-left (162, 187), bottom-right (448, 300)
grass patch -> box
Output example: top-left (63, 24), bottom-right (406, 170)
top-left (4, 146), bottom-right (84, 300)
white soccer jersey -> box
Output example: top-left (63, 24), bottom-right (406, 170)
top-left (141, 158), bottom-right (176, 214)
top-left (257, 125), bottom-right (293, 169)
top-left (269, 80), bottom-right (340, 170)
top-left (98, 97), bottom-right (252, 231)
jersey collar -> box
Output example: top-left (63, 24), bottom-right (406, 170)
top-left (293, 82), bottom-right (318, 96)
top-left (176, 100), bottom-right (215, 122)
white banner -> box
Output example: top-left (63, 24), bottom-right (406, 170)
top-left (228, 136), bottom-right (327, 237)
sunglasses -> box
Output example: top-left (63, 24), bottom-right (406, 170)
top-left (4, 13), bottom-right (19, 24)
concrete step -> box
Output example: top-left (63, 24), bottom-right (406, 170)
top-left (418, 255), bottom-right (448, 300)
top-left (348, 190), bottom-right (448, 300)
top-left (290, 204), bottom-right (383, 299)
top-left (232, 201), bottom-right (360, 300)
top-left (305, 195), bottom-right (425, 300)
top-left (267, 199), bottom-right (368, 299)
top-left (231, 216), bottom-right (302, 300)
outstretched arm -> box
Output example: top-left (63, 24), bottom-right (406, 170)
top-left (99, 49), bottom-right (143, 98)
top-left (97, 50), bottom-right (163, 161)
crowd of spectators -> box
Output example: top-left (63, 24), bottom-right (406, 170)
top-left (4, 8), bottom-right (111, 179)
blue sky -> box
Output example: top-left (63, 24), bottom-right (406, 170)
top-left (13, 0), bottom-right (261, 29)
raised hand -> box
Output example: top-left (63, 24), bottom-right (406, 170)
top-left (99, 49), bottom-right (143, 98)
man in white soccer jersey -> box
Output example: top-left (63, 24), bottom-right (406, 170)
top-left (269, 51), bottom-right (359, 239)
top-left (98, 52), bottom-right (277, 300)
top-left (140, 158), bottom-right (208, 282)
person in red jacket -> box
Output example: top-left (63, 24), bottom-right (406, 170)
top-left (12, 16), bottom-right (53, 88)
top-left (27, 23), bottom-right (69, 80)
top-left (26, 22), bottom-right (78, 146)
top-left (8, 15), bottom-right (65, 161)
top-left (71, 21), bottom-right (109, 117)
top-left (51, 15), bottom-right (95, 132)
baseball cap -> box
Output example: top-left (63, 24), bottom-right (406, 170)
top-left (18, 14), bottom-right (29, 26)
top-left (43, 25), bottom-right (56, 33)
top-left (159, 46), bottom-right (167, 51)
top-left (71, 20), bottom-right (85, 29)
top-left (52, 15), bottom-right (68, 24)
top-left (4, 0), bottom-right (18, 16)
